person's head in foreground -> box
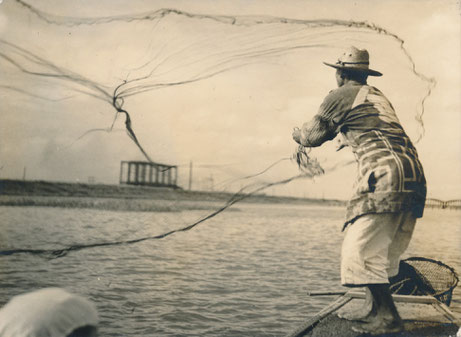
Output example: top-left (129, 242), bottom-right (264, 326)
top-left (0, 288), bottom-right (98, 337)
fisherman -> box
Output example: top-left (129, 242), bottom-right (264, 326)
top-left (292, 46), bottom-right (426, 335)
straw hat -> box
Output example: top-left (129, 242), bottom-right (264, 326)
top-left (323, 46), bottom-right (382, 77)
top-left (0, 288), bottom-right (99, 337)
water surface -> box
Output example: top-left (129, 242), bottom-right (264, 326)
top-left (0, 204), bottom-right (459, 336)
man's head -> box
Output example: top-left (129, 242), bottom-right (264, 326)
top-left (325, 46), bottom-right (382, 86)
top-left (335, 68), bottom-right (369, 87)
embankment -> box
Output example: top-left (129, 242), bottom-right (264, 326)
top-left (0, 179), bottom-right (345, 212)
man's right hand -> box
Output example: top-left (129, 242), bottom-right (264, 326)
top-left (292, 127), bottom-right (302, 144)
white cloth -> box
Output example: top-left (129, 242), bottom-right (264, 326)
top-left (0, 288), bottom-right (98, 337)
top-left (341, 212), bottom-right (416, 286)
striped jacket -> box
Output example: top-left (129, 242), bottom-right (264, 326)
top-left (299, 81), bottom-right (426, 226)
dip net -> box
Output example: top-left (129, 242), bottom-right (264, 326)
top-left (389, 257), bottom-right (459, 306)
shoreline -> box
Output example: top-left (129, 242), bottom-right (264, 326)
top-left (0, 179), bottom-right (345, 212)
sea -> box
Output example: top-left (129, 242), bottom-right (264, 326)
top-left (0, 203), bottom-right (460, 336)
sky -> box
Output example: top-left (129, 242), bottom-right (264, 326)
top-left (0, 0), bottom-right (460, 200)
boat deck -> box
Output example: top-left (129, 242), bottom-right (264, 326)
top-left (290, 293), bottom-right (460, 337)
top-left (306, 316), bottom-right (458, 336)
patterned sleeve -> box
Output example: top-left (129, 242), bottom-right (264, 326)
top-left (299, 114), bottom-right (336, 147)
top-left (299, 88), bottom-right (349, 147)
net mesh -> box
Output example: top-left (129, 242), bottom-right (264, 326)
top-left (389, 257), bottom-right (459, 306)
top-left (1, 0), bottom-right (435, 186)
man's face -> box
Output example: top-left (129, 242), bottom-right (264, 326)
top-left (335, 69), bottom-right (345, 87)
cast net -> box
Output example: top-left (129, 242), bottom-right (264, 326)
top-left (0, 1), bottom-right (435, 258)
top-left (1, 0), bottom-right (434, 182)
top-left (390, 257), bottom-right (459, 306)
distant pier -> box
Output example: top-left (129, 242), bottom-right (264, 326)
top-left (119, 161), bottom-right (178, 188)
top-left (425, 198), bottom-right (461, 210)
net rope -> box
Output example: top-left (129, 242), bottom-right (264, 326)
top-left (0, 154), bottom-right (323, 259)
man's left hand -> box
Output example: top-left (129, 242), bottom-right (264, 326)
top-left (292, 127), bottom-right (301, 144)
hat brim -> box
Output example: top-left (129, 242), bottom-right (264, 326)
top-left (323, 62), bottom-right (382, 77)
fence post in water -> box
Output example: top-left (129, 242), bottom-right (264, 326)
top-left (188, 161), bottom-right (193, 190)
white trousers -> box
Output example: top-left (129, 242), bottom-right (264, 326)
top-left (341, 212), bottom-right (416, 286)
